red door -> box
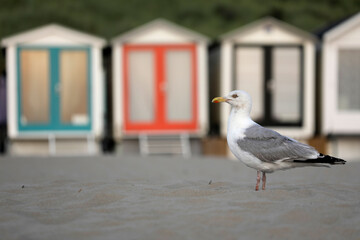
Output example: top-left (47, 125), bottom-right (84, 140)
top-left (123, 44), bottom-right (198, 133)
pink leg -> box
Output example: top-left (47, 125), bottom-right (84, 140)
top-left (255, 171), bottom-right (261, 191)
top-left (262, 172), bottom-right (266, 190)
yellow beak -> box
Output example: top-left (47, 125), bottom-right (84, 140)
top-left (212, 97), bottom-right (227, 103)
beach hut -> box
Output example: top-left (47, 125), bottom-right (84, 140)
top-left (1, 24), bottom-right (106, 155)
top-left (218, 17), bottom-right (317, 141)
top-left (112, 19), bottom-right (209, 155)
top-left (321, 12), bottom-right (360, 160)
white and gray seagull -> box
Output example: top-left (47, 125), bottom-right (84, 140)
top-left (212, 90), bottom-right (346, 191)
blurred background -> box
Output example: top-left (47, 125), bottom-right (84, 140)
top-left (1, 0), bottom-right (360, 72)
top-left (0, 0), bottom-right (360, 159)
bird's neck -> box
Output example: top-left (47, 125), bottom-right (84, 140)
top-left (228, 107), bottom-right (254, 133)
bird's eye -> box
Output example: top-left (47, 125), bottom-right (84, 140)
top-left (232, 94), bottom-right (238, 98)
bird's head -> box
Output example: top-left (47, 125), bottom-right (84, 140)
top-left (212, 90), bottom-right (252, 114)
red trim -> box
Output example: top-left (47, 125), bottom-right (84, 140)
top-left (123, 46), bottom-right (129, 130)
top-left (156, 47), bottom-right (165, 127)
top-left (123, 44), bottom-right (198, 133)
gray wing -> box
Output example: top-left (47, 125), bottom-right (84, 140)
top-left (237, 124), bottom-right (319, 163)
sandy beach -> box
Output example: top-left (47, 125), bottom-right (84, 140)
top-left (0, 155), bottom-right (359, 240)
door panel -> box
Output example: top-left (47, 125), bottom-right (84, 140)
top-left (235, 47), bottom-right (264, 122)
top-left (272, 47), bottom-right (301, 122)
top-left (60, 50), bottom-right (88, 125)
top-left (338, 49), bottom-right (360, 111)
top-left (165, 50), bottom-right (192, 122)
top-left (128, 51), bottom-right (155, 123)
top-left (20, 50), bottom-right (50, 124)
top-left (18, 47), bottom-right (91, 131)
top-left (234, 45), bottom-right (302, 126)
top-left (124, 45), bottom-right (197, 132)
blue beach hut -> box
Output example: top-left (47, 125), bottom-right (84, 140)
top-left (1, 24), bottom-right (106, 155)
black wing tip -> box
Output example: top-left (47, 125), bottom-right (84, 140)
top-left (332, 159), bottom-right (346, 165)
top-left (321, 154), bottom-right (346, 165)
top-left (329, 159), bottom-right (346, 165)
top-left (294, 154), bottom-right (346, 165)
top-left (333, 161), bottom-right (346, 165)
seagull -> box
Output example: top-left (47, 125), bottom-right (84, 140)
top-left (212, 90), bottom-right (346, 191)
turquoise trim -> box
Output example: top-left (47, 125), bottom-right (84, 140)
top-left (51, 48), bottom-right (60, 127)
top-left (87, 48), bottom-right (92, 131)
top-left (17, 46), bottom-right (92, 132)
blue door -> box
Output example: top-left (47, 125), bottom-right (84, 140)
top-left (17, 47), bottom-right (92, 132)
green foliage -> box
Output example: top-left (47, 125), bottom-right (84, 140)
top-left (0, 0), bottom-right (360, 72)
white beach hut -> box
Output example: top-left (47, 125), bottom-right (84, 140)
top-left (111, 19), bottom-right (209, 155)
top-left (219, 17), bottom-right (317, 140)
top-left (321, 12), bottom-right (360, 160)
top-left (1, 24), bottom-right (106, 155)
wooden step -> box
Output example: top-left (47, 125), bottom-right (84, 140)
top-left (139, 134), bottom-right (191, 158)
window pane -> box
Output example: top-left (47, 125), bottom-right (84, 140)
top-left (272, 48), bottom-right (301, 122)
top-left (20, 50), bottom-right (49, 124)
top-left (129, 51), bottom-right (155, 122)
top-left (338, 49), bottom-right (360, 111)
top-left (235, 47), bottom-right (264, 121)
top-left (60, 50), bottom-right (88, 125)
top-left (166, 50), bottom-right (192, 122)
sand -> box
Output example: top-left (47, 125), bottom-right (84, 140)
top-left (0, 155), bottom-right (359, 240)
